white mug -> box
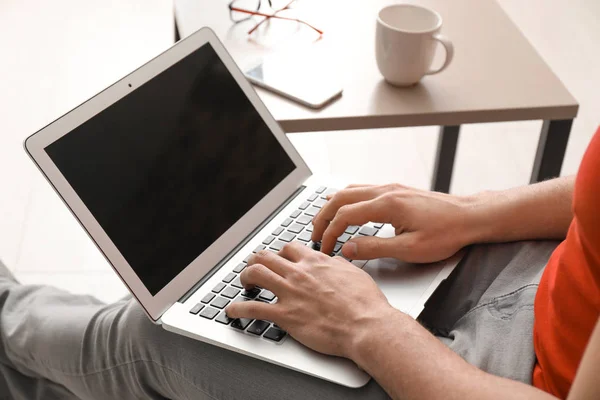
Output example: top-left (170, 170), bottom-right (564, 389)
top-left (376, 4), bottom-right (454, 86)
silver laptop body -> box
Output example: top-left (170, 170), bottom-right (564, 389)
top-left (24, 27), bottom-right (461, 388)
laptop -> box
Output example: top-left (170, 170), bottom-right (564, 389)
top-left (24, 27), bottom-right (462, 388)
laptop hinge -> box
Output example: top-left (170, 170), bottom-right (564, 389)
top-left (178, 185), bottom-right (307, 303)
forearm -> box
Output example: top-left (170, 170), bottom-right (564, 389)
top-left (463, 176), bottom-right (574, 244)
top-left (352, 309), bottom-right (556, 400)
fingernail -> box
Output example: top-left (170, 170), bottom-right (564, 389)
top-left (343, 242), bottom-right (357, 258)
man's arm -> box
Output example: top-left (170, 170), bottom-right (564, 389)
top-left (352, 308), bottom-right (556, 400)
top-left (353, 312), bottom-right (600, 400)
top-left (310, 177), bottom-right (575, 263)
top-left (465, 175), bottom-right (574, 244)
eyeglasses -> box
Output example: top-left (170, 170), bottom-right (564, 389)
top-left (228, 0), bottom-right (323, 36)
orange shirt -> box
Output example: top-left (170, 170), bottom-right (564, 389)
top-left (533, 126), bottom-right (600, 398)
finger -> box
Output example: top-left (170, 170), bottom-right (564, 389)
top-left (311, 186), bottom-right (382, 243)
top-left (326, 184), bottom-right (375, 199)
top-left (345, 183), bottom-right (376, 189)
top-left (239, 263), bottom-right (289, 294)
top-left (278, 241), bottom-right (312, 263)
top-left (226, 299), bottom-right (281, 321)
top-left (341, 234), bottom-right (412, 260)
top-left (321, 197), bottom-right (392, 255)
top-left (248, 250), bottom-right (295, 277)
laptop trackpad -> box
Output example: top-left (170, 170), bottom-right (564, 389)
top-left (364, 257), bottom-right (450, 316)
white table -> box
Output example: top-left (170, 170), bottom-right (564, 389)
top-left (174, 0), bottom-right (578, 192)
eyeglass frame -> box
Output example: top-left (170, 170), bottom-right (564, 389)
top-left (227, 0), bottom-right (323, 35)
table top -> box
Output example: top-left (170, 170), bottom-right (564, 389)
top-left (175, 0), bottom-right (578, 133)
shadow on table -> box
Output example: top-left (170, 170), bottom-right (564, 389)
top-left (368, 79), bottom-right (436, 117)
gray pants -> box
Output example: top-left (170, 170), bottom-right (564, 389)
top-left (0, 240), bottom-right (558, 400)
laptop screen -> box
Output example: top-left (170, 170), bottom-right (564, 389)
top-left (45, 43), bottom-right (296, 296)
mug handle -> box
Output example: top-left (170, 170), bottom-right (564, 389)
top-left (425, 34), bottom-right (454, 75)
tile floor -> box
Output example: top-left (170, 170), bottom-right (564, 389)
top-left (0, 0), bottom-right (599, 303)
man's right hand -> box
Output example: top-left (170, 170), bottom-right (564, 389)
top-left (311, 183), bottom-right (476, 263)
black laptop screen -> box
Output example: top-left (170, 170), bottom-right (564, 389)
top-left (45, 43), bottom-right (296, 295)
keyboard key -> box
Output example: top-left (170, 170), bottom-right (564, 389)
top-left (201, 293), bottom-right (215, 304)
top-left (359, 226), bottom-right (378, 236)
top-left (308, 193), bottom-right (318, 201)
top-left (306, 223), bottom-right (314, 232)
top-left (199, 307), bottom-right (219, 320)
top-left (272, 226), bottom-right (284, 236)
top-left (264, 327), bottom-right (287, 342)
top-left (231, 318), bottom-right (253, 330)
top-left (269, 240), bottom-right (285, 251)
top-left (233, 263), bottom-right (245, 273)
top-left (313, 198), bottom-right (327, 208)
top-left (247, 320), bottom-right (270, 335)
top-left (281, 218), bottom-right (293, 228)
top-left (337, 233), bottom-right (352, 243)
top-left (262, 235), bottom-right (275, 245)
top-left (290, 209), bottom-right (301, 219)
top-left (232, 296), bottom-right (252, 304)
top-left (298, 201), bottom-right (310, 210)
top-left (253, 245), bottom-right (266, 253)
top-left (212, 283), bottom-right (226, 293)
top-left (215, 311), bottom-right (233, 325)
top-left (279, 231), bottom-right (295, 242)
top-left (241, 287), bottom-right (261, 298)
top-left (315, 186), bottom-right (327, 194)
top-left (296, 214), bottom-right (312, 225)
top-left (297, 231), bottom-right (312, 242)
top-left (189, 303), bottom-right (204, 315)
top-left (259, 290), bottom-right (276, 302)
top-left (222, 273), bottom-right (236, 283)
top-left (243, 254), bottom-right (251, 263)
top-left (287, 223), bottom-right (304, 234)
top-left (321, 188), bottom-right (337, 198)
top-left (334, 242), bottom-right (342, 253)
top-left (304, 206), bottom-right (320, 217)
top-left (374, 223), bottom-right (384, 229)
top-left (231, 276), bottom-right (244, 289)
top-left (221, 286), bottom-right (240, 299)
top-left (211, 296), bottom-right (230, 309)
top-left (345, 225), bottom-right (359, 235)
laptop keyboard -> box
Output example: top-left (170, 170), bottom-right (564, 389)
top-left (187, 187), bottom-right (383, 342)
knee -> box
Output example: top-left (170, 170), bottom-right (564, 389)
top-left (115, 300), bottom-right (194, 362)
top-left (113, 301), bottom-right (214, 399)
top-left (115, 300), bottom-right (169, 351)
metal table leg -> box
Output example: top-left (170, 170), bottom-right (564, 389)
top-left (431, 125), bottom-right (461, 193)
top-left (530, 119), bottom-right (573, 183)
